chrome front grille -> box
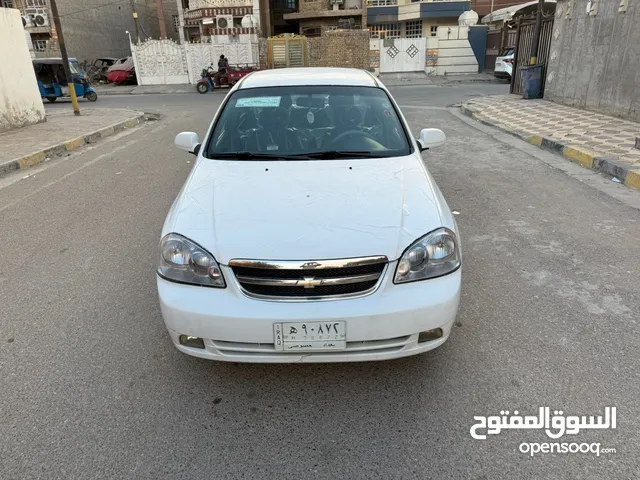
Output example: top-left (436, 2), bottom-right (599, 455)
top-left (229, 256), bottom-right (388, 300)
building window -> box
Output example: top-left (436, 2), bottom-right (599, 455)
top-left (405, 20), bottom-right (422, 38)
top-left (173, 15), bottom-right (180, 32)
top-left (25, 0), bottom-right (47, 7)
top-left (1, 0), bottom-right (15, 8)
top-left (287, 0), bottom-right (296, 8)
top-left (430, 25), bottom-right (438, 37)
top-left (302, 26), bottom-right (322, 37)
top-left (368, 23), bottom-right (401, 40)
top-left (368, 0), bottom-right (397, 5)
top-left (33, 39), bottom-right (48, 51)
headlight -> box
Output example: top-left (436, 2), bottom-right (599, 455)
top-left (157, 233), bottom-right (225, 288)
top-left (394, 228), bottom-right (460, 284)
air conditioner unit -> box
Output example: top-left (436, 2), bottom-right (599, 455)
top-left (33, 13), bottom-right (50, 27)
top-left (216, 15), bottom-right (233, 29)
top-left (22, 15), bottom-right (34, 28)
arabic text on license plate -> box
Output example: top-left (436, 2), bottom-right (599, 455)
top-left (274, 321), bottom-right (346, 352)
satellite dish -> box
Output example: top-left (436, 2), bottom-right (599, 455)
top-left (241, 15), bottom-right (257, 28)
top-left (458, 10), bottom-right (479, 26)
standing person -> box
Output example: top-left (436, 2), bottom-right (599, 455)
top-left (214, 55), bottom-right (229, 87)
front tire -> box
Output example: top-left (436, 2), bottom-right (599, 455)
top-left (196, 82), bottom-right (209, 94)
top-left (46, 96), bottom-right (57, 103)
top-left (85, 91), bottom-right (98, 102)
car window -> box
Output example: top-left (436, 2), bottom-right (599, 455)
top-left (502, 49), bottom-right (514, 57)
top-left (205, 85), bottom-right (413, 159)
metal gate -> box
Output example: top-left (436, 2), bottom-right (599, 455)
top-left (378, 38), bottom-right (426, 73)
top-left (485, 27), bottom-right (517, 72)
top-left (510, 16), bottom-right (554, 95)
top-left (267, 35), bottom-right (309, 69)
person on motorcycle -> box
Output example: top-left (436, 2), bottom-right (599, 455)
top-left (214, 55), bottom-right (229, 87)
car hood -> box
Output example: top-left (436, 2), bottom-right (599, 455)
top-left (165, 155), bottom-right (444, 264)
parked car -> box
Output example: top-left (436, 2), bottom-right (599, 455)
top-left (87, 57), bottom-right (119, 83)
top-left (494, 49), bottom-right (514, 80)
top-left (106, 57), bottom-right (136, 84)
top-left (158, 67), bottom-right (461, 363)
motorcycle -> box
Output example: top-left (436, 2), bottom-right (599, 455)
top-left (196, 63), bottom-right (260, 94)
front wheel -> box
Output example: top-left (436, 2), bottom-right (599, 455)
top-left (85, 91), bottom-right (98, 102)
top-left (46, 96), bottom-right (57, 103)
top-left (196, 82), bottom-right (209, 94)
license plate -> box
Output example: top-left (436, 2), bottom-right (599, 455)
top-left (274, 321), bottom-right (346, 352)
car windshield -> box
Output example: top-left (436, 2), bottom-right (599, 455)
top-left (206, 86), bottom-right (413, 159)
top-left (69, 61), bottom-right (83, 74)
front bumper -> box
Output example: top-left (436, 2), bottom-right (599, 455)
top-left (157, 264), bottom-right (461, 363)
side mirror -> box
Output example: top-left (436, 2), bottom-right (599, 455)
top-left (417, 128), bottom-right (446, 152)
top-left (175, 132), bottom-right (200, 155)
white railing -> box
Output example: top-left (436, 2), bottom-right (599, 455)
top-left (188, 0), bottom-right (252, 8)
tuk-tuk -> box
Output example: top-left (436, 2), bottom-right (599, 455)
top-left (33, 58), bottom-right (98, 103)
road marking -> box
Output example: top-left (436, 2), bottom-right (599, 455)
top-left (0, 138), bottom-right (140, 213)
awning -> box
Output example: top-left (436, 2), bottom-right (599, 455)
top-left (481, 0), bottom-right (556, 24)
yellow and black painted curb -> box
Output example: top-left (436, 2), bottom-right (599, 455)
top-left (0, 114), bottom-right (146, 179)
top-left (460, 104), bottom-right (640, 191)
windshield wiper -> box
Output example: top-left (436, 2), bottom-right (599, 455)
top-left (210, 152), bottom-right (304, 160)
top-left (291, 151), bottom-right (386, 159)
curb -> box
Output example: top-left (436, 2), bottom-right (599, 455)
top-left (460, 104), bottom-right (640, 191)
top-left (0, 113), bottom-right (146, 179)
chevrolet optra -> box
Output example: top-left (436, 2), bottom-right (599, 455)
top-left (157, 68), bottom-right (461, 363)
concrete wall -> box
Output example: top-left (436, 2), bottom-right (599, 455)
top-left (545, 0), bottom-right (640, 121)
top-left (0, 8), bottom-right (46, 132)
top-left (55, 0), bottom-right (178, 63)
top-left (308, 29), bottom-right (370, 69)
top-left (426, 26), bottom-right (478, 75)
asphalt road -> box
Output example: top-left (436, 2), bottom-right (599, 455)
top-left (1, 85), bottom-right (639, 480)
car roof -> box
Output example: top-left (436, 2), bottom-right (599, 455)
top-left (238, 68), bottom-right (379, 89)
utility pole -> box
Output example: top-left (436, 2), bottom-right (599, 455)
top-left (530, 0), bottom-right (544, 64)
top-left (156, 0), bottom-right (167, 38)
top-left (49, 0), bottom-right (80, 115)
top-left (130, 0), bottom-right (141, 43)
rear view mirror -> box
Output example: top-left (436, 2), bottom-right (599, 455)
top-left (417, 128), bottom-right (446, 151)
top-left (175, 132), bottom-right (200, 155)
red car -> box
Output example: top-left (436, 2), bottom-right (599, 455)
top-left (106, 57), bottom-right (136, 84)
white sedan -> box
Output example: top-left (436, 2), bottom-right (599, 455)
top-left (157, 67), bottom-right (461, 363)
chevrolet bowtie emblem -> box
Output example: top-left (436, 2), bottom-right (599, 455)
top-left (297, 276), bottom-right (323, 289)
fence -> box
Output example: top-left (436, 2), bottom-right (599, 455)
top-left (484, 27), bottom-right (517, 72)
top-left (130, 39), bottom-right (259, 85)
top-left (510, 16), bottom-right (554, 96)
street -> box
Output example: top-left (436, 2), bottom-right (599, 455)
top-left (1, 84), bottom-right (639, 479)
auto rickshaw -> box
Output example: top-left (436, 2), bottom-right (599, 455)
top-left (33, 58), bottom-right (98, 103)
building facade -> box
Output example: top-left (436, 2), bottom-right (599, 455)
top-left (367, 0), bottom-right (470, 40)
top-left (282, 0), bottom-right (366, 36)
top-left (178, 0), bottom-right (261, 43)
top-left (3, 0), bottom-right (178, 62)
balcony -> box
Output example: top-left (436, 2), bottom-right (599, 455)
top-left (283, 0), bottom-right (363, 20)
top-left (367, 0), bottom-right (470, 23)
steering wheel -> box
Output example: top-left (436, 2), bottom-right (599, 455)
top-left (331, 129), bottom-right (375, 147)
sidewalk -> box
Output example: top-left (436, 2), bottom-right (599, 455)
top-left (378, 72), bottom-right (500, 87)
top-left (0, 108), bottom-right (145, 178)
top-left (93, 73), bottom-right (500, 94)
top-left (94, 84), bottom-right (197, 95)
top-left (461, 95), bottom-right (640, 190)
